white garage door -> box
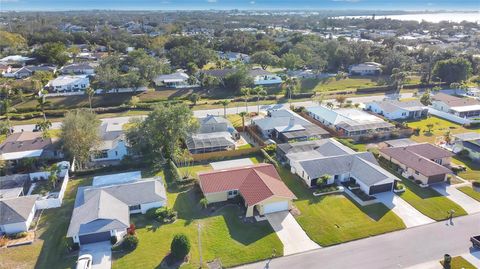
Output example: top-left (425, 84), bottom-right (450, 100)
top-left (264, 201), bottom-right (289, 214)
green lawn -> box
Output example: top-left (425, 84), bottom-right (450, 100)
top-left (458, 186), bottom-right (480, 202)
top-left (407, 116), bottom-right (480, 144)
top-left (398, 178), bottom-right (467, 220)
top-left (307, 77), bottom-right (381, 93)
top-left (440, 256), bottom-right (476, 269)
top-left (0, 176), bottom-right (93, 269)
top-left (113, 164), bottom-right (283, 268)
top-left (451, 156), bottom-right (480, 181)
top-left (276, 167), bottom-right (405, 246)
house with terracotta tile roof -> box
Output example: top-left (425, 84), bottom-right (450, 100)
top-left (198, 163), bottom-right (296, 217)
top-left (379, 143), bottom-right (454, 185)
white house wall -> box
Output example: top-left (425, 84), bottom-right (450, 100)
top-left (140, 201), bottom-right (166, 214)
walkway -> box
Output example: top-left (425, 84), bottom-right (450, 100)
top-left (374, 192), bottom-right (435, 228)
top-left (431, 183), bottom-right (480, 214)
top-left (265, 212), bottom-right (320, 255)
top-left (238, 213), bottom-right (480, 269)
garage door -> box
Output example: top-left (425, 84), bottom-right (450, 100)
top-left (427, 174), bottom-right (445, 184)
top-left (264, 201), bottom-right (289, 214)
top-left (369, 183), bottom-right (393, 195)
top-left (79, 231), bottom-right (111, 244)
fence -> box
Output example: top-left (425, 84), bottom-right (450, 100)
top-left (190, 147), bottom-right (262, 162)
top-left (96, 87), bottom-right (148, 94)
top-left (44, 91), bottom-right (85, 97)
top-left (35, 170), bottom-right (70, 210)
top-left (240, 125), bottom-right (266, 147)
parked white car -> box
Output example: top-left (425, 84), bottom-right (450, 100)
top-left (76, 254), bottom-right (93, 269)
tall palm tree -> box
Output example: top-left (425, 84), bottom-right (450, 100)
top-left (239, 111), bottom-right (248, 132)
top-left (85, 87), bottom-right (95, 110)
top-left (252, 86), bottom-right (267, 114)
top-left (240, 87), bottom-right (251, 113)
top-left (220, 99), bottom-right (230, 118)
top-left (0, 96), bottom-right (13, 130)
top-left (36, 90), bottom-right (51, 121)
top-left (282, 77), bottom-right (299, 106)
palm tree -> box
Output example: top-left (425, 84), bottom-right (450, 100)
top-left (36, 90), bottom-right (51, 121)
top-left (220, 99), bottom-right (230, 118)
top-left (282, 77), bottom-right (299, 106)
top-left (239, 111), bottom-right (248, 132)
top-left (85, 87), bottom-right (95, 110)
top-left (37, 120), bottom-right (52, 138)
top-left (240, 87), bottom-right (251, 113)
top-left (326, 102), bottom-right (334, 109)
top-left (252, 86), bottom-right (267, 114)
top-left (48, 163), bottom-right (60, 189)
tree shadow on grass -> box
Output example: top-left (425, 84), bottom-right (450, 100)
top-left (215, 206), bottom-right (277, 246)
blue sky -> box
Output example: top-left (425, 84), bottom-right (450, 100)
top-left (0, 0), bottom-right (479, 11)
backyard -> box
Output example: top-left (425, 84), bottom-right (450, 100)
top-left (276, 167), bottom-right (406, 246)
top-left (406, 116), bottom-right (480, 181)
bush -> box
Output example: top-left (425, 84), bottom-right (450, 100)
top-left (10, 232), bottom-right (28, 239)
top-left (170, 233), bottom-right (191, 261)
top-left (122, 235), bottom-right (138, 251)
top-left (169, 159), bottom-right (181, 182)
top-left (110, 236), bottom-right (118, 244)
top-left (263, 144), bottom-right (277, 155)
top-left (473, 181), bottom-right (480, 188)
top-left (146, 207), bottom-right (158, 219)
top-left (156, 207), bottom-right (178, 223)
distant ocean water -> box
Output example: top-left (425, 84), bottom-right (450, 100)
top-left (338, 12), bottom-right (480, 23)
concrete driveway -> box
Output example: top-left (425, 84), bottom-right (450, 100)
top-left (79, 242), bottom-right (112, 269)
top-left (374, 192), bottom-right (435, 228)
top-left (266, 211), bottom-right (320, 255)
top-left (431, 183), bottom-right (480, 214)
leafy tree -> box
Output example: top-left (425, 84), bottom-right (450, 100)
top-left (167, 44), bottom-right (215, 69)
top-left (31, 71), bottom-right (53, 87)
top-left (60, 109), bottom-right (101, 170)
top-left (0, 31), bottom-right (27, 52)
top-left (251, 51), bottom-right (279, 70)
top-left (222, 68), bottom-right (253, 92)
top-left (126, 103), bottom-right (198, 162)
top-left (170, 233), bottom-right (191, 261)
top-left (306, 56), bottom-right (327, 73)
top-left (189, 93), bottom-right (200, 105)
top-left (126, 49), bottom-right (168, 82)
top-left (335, 96), bottom-right (347, 107)
top-left (420, 91), bottom-right (432, 106)
top-left (33, 42), bottom-right (69, 66)
top-left (433, 58), bottom-right (472, 84)
top-left (390, 68), bottom-right (408, 93)
top-left (281, 53), bottom-right (304, 70)
top-left (68, 46), bottom-right (81, 62)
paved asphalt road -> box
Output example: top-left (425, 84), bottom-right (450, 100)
top-left (11, 92), bottom-right (413, 132)
top-left (237, 213), bottom-right (480, 269)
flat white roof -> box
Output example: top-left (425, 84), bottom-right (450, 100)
top-left (451, 105), bottom-right (480, 112)
top-left (210, 158), bottom-right (254, 170)
top-left (92, 171), bottom-right (142, 187)
top-left (1, 149), bottom-right (43, 160)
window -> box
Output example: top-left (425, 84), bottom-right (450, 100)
top-left (115, 151), bottom-right (118, 156)
top-left (129, 204), bottom-right (141, 211)
top-left (228, 190), bottom-right (238, 196)
top-left (94, 150), bottom-right (108, 159)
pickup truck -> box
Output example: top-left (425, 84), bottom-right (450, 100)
top-left (471, 235), bottom-right (480, 249)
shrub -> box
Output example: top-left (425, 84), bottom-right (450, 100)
top-left (155, 207), bottom-right (178, 223)
top-left (458, 149), bottom-right (470, 157)
top-left (10, 232), bottom-right (28, 239)
top-left (110, 236), bottom-right (117, 244)
top-left (263, 144), bottom-right (277, 155)
top-left (473, 181), bottom-right (480, 188)
top-left (169, 159), bottom-right (181, 182)
top-left (0, 236), bottom-right (7, 247)
top-left (122, 235), bottom-right (138, 251)
top-left (127, 224), bottom-right (136, 235)
top-left (146, 207), bottom-right (158, 219)
top-left (170, 233), bottom-right (191, 261)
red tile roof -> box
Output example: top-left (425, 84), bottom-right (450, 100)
top-left (198, 163), bottom-right (296, 206)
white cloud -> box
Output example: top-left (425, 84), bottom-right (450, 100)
top-left (250, 0), bottom-right (255, 4)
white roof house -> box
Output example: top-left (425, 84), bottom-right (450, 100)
top-left (348, 62), bottom-right (382, 76)
top-left (91, 121), bottom-right (129, 162)
top-left (154, 71), bottom-right (198, 88)
top-left (47, 75), bottom-right (90, 92)
top-left (0, 55), bottom-right (34, 64)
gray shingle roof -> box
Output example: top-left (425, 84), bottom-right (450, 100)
top-left (0, 195), bottom-right (38, 225)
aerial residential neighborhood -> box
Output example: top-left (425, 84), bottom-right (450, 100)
top-left (0, 2), bottom-right (479, 269)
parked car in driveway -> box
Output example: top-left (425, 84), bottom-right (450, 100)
top-left (471, 235), bottom-right (480, 249)
top-left (76, 254), bottom-right (93, 269)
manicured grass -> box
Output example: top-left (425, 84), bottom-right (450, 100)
top-left (440, 256), bottom-right (476, 269)
top-left (277, 167), bottom-right (405, 246)
top-left (398, 178), bottom-right (467, 220)
top-left (310, 77), bottom-right (381, 93)
top-left (0, 177), bottom-right (93, 269)
top-left (177, 163), bottom-right (212, 179)
top-left (451, 156), bottom-right (480, 181)
top-left (458, 186), bottom-right (480, 202)
top-left (113, 165), bottom-right (282, 268)
top-left (407, 116), bottom-right (480, 144)
top-left (227, 114), bottom-right (247, 128)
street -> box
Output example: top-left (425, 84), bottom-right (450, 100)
top-left (10, 92), bottom-right (414, 132)
top-left (237, 213), bottom-right (480, 269)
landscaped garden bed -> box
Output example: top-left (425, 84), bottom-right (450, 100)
top-left (313, 185), bottom-right (344, 196)
top-left (350, 188), bottom-right (376, 201)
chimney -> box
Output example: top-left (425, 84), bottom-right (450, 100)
top-left (288, 116), bottom-right (295, 127)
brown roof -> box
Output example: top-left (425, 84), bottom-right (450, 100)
top-left (198, 163), bottom-right (296, 206)
top-left (380, 144), bottom-right (452, 177)
top-left (0, 132), bottom-right (55, 154)
top-left (432, 93), bottom-right (479, 107)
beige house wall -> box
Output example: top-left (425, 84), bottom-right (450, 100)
top-left (205, 191), bottom-right (229, 203)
